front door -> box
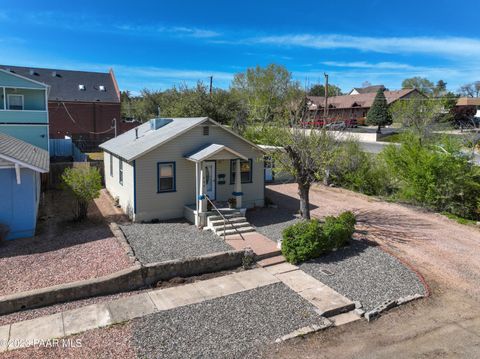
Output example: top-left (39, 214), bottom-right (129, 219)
top-left (203, 161), bottom-right (216, 200)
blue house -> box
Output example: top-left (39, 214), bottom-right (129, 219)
top-left (0, 68), bottom-right (49, 150)
top-left (0, 68), bottom-right (50, 240)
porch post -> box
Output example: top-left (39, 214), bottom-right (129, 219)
top-left (234, 158), bottom-right (242, 209)
top-left (199, 161), bottom-right (207, 213)
top-left (195, 161), bottom-right (201, 226)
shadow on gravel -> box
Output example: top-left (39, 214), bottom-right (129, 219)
top-left (305, 239), bottom-right (376, 265)
top-left (265, 187), bottom-right (318, 213)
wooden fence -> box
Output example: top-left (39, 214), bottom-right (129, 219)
top-left (42, 162), bottom-right (104, 190)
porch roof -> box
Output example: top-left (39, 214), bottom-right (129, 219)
top-left (185, 144), bottom-right (248, 162)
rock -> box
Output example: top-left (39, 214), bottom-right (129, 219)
top-left (354, 301), bottom-right (363, 309)
top-left (365, 310), bottom-right (379, 322)
top-left (354, 308), bottom-right (365, 317)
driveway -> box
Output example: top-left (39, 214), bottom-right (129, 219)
top-left (262, 183), bottom-right (480, 358)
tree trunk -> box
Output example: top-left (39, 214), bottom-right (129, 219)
top-left (377, 124), bottom-right (382, 134)
top-left (298, 183), bottom-right (311, 220)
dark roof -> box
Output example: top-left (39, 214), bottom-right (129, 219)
top-left (0, 65), bottom-right (120, 103)
top-left (308, 89), bottom-right (421, 110)
top-left (0, 132), bottom-right (49, 172)
top-left (350, 85), bottom-right (386, 94)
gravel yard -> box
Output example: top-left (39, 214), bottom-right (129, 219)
top-left (132, 282), bottom-right (328, 358)
top-left (299, 240), bottom-right (427, 312)
top-left (247, 207), bottom-right (301, 243)
top-left (0, 190), bottom-right (131, 297)
top-left (120, 220), bottom-right (233, 264)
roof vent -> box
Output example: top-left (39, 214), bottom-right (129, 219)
top-left (29, 69), bottom-right (38, 76)
top-left (78, 84), bottom-right (86, 91)
top-left (149, 118), bottom-right (173, 131)
top-left (98, 85), bottom-right (106, 91)
top-left (52, 71), bottom-right (57, 77)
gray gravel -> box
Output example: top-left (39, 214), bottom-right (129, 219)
top-left (120, 220), bottom-right (232, 264)
top-left (131, 282), bottom-right (328, 358)
top-left (247, 207), bottom-right (301, 243)
top-left (299, 240), bottom-right (427, 312)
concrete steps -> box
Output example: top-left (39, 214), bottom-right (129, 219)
top-left (206, 210), bottom-right (256, 237)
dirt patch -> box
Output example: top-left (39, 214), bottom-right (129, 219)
top-left (261, 183), bottom-right (480, 358)
top-left (0, 189), bottom-right (131, 296)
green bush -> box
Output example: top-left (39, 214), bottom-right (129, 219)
top-left (382, 132), bottom-right (480, 220)
top-left (62, 166), bottom-right (102, 221)
top-left (281, 212), bottom-right (356, 264)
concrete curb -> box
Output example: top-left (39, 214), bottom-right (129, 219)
top-left (275, 321), bottom-right (333, 343)
top-left (0, 250), bottom-right (246, 316)
top-left (109, 222), bottom-right (138, 265)
top-left (364, 294), bottom-right (425, 321)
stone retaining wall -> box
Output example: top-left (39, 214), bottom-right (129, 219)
top-left (0, 250), bottom-right (246, 316)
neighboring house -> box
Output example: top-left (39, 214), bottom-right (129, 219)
top-left (307, 88), bottom-right (423, 121)
top-left (348, 85), bottom-right (386, 95)
top-left (0, 68), bottom-right (50, 150)
top-left (0, 133), bottom-right (49, 240)
top-left (0, 65), bottom-right (136, 149)
top-left (100, 117), bottom-right (265, 226)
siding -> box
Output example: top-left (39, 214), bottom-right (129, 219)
top-left (134, 123), bottom-right (265, 222)
top-left (103, 152), bottom-right (135, 218)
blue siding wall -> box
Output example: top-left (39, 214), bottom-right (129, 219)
top-left (0, 168), bottom-right (39, 240)
top-left (0, 125), bottom-right (49, 150)
top-left (0, 71), bottom-right (46, 89)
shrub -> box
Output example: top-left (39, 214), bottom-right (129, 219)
top-left (281, 211), bottom-right (356, 264)
top-left (62, 166), bottom-right (102, 221)
top-left (281, 220), bottom-right (324, 264)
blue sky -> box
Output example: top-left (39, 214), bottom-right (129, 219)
top-left (2, 0), bottom-right (480, 94)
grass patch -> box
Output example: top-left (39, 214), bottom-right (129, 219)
top-left (441, 212), bottom-right (478, 225)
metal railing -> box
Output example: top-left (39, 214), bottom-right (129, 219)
top-left (205, 195), bottom-right (246, 241)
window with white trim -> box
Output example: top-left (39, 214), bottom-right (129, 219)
top-left (7, 94), bottom-right (24, 110)
top-left (157, 162), bottom-right (176, 192)
top-left (230, 159), bottom-right (253, 184)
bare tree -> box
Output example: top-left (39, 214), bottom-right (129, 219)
top-left (459, 81), bottom-right (480, 98)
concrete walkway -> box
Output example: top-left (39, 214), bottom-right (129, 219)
top-left (0, 265), bottom-right (357, 352)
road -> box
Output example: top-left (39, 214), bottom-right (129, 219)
top-left (262, 183), bottom-right (480, 359)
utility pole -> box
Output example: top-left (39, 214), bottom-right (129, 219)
top-left (113, 118), bottom-right (117, 137)
top-left (324, 73), bottom-right (329, 120)
top-left (209, 76), bottom-right (213, 97)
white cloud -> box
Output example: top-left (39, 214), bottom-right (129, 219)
top-left (321, 61), bottom-right (417, 70)
top-left (254, 34), bottom-right (480, 58)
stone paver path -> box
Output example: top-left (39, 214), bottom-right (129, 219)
top-left (0, 264), bottom-right (357, 353)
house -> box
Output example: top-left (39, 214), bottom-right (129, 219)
top-left (0, 133), bottom-right (49, 240)
top-left (99, 117), bottom-right (265, 226)
top-left (307, 88), bottom-right (422, 122)
top-left (0, 68), bottom-right (50, 150)
top-left (0, 65), bottom-right (136, 150)
top-left (348, 85), bottom-right (386, 95)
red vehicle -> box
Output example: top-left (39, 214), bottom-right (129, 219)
top-left (301, 118), bottom-right (358, 128)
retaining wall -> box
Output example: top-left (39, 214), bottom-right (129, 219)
top-left (0, 250), bottom-right (246, 316)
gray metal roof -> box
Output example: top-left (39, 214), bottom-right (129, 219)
top-left (0, 65), bottom-right (120, 103)
top-left (186, 144), bottom-right (248, 162)
top-left (0, 132), bottom-right (49, 172)
top-left (100, 117), bottom-right (209, 161)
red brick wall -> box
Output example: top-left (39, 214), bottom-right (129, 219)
top-left (48, 101), bottom-right (136, 141)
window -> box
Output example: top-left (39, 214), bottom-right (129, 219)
top-left (157, 162), bottom-right (176, 192)
top-left (7, 94), bottom-right (24, 110)
top-left (230, 159), bottom-right (253, 184)
top-left (110, 154), bottom-right (113, 177)
top-left (119, 159), bottom-right (123, 185)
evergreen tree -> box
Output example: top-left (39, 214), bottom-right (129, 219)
top-left (366, 89), bottom-right (392, 133)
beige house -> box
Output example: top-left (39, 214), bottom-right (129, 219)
top-left (100, 117), bottom-right (265, 227)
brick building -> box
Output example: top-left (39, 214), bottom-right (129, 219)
top-left (0, 65), bottom-right (136, 150)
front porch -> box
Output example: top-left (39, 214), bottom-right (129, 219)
top-left (184, 144), bottom-right (250, 227)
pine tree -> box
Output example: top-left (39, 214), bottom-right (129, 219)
top-left (366, 89), bottom-right (392, 133)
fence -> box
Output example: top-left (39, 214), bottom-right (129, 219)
top-left (49, 139), bottom-right (87, 162)
top-left (42, 162), bottom-right (105, 190)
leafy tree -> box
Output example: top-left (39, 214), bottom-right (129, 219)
top-left (62, 166), bottom-right (102, 221)
top-left (389, 96), bottom-right (443, 141)
top-left (366, 89), bottom-right (392, 133)
top-left (402, 77), bottom-right (434, 95)
top-left (433, 80), bottom-right (448, 97)
top-left (458, 81), bottom-right (480, 97)
top-left (248, 97), bottom-right (343, 219)
top-left (231, 64), bottom-right (301, 127)
top-left (308, 84), bottom-right (343, 97)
